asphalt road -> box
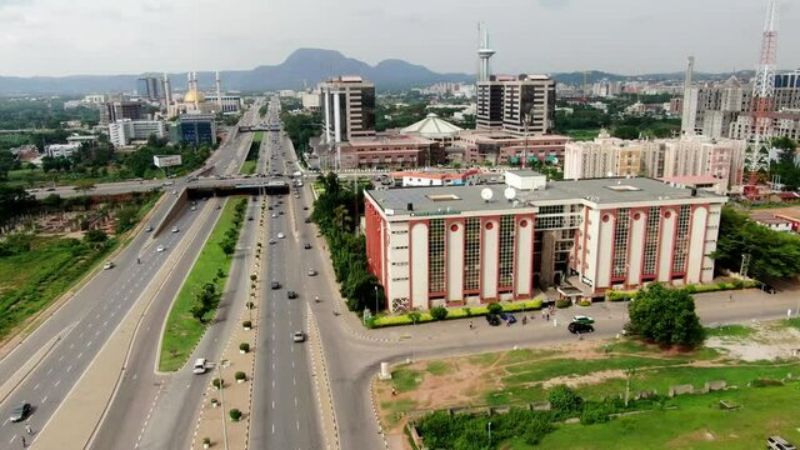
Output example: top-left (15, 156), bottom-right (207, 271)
top-left (249, 98), bottom-right (323, 450)
top-left (88, 100), bottom-right (265, 449)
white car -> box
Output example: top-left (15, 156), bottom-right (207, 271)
top-left (103, 261), bottom-right (114, 270)
top-left (193, 358), bottom-right (208, 374)
top-left (272, 213), bottom-right (278, 218)
top-left (277, 232), bottom-right (285, 239)
top-left (156, 245), bottom-right (166, 252)
top-left (172, 226), bottom-right (179, 233)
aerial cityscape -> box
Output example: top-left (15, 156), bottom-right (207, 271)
top-left (1, 1), bottom-right (800, 449)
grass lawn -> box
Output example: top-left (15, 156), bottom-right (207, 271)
top-left (158, 197), bottom-right (243, 371)
top-left (705, 324), bottom-right (755, 338)
top-left (240, 131), bottom-right (263, 176)
top-left (392, 367), bottom-right (423, 393)
top-left (240, 160), bottom-right (257, 175)
top-left (563, 129), bottom-right (600, 141)
top-left (535, 383), bottom-right (800, 449)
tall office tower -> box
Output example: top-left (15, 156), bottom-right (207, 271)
top-left (136, 77), bottom-right (161, 101)
top-left (477, 74), bottom-right (556, 135)
top-left (320, 76), bottom-right (376, 144)
top-left (162, 73), bottom-right (172, 105)
top-left (477, 23), bottom-right (495, 82)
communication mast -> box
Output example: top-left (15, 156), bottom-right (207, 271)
top-left (745, 0), bottom-right (779, 192)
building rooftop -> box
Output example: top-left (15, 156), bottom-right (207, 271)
top-left (458, 130), bottom-right (570, 143)
top-left (344, 134), bottom-right (433, 148)
top-left (401, 113), bottom-right (463, 139)
top-left (367, 177), bottom-right (726, 217)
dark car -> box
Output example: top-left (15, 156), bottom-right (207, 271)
top-left (304, 243), bottom-right (312, 249)
top-left (568, 321), bottom-right (595, 334)
top-left (506, 314), bottom-right (517, 325)
top-left (271, 281), bottom-right (281, 290)
top-left (303, 206), bottom-right (309, 211)
top-left (9, 402), bottom-right (31, 422)
top-left (760, 282), bottom-right (778, 294)
top-left (248, 216), bottom-right (254, 221)
top-left (305, 218), bottom-right (312, 224)
top-left (485, 314), bottom-right (501, 326)
top-left (287, 290), bottom-right (298, 299)
top-left (268, 206), bottom-right (273, 210)
top-left (498, 312), bottom-right (509, 321)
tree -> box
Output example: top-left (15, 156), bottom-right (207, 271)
top-left (430, 306), bottom-right (448, 321)
top-left (83, 229), bottom-right (108, 243)
top-left (626, 284), bottom-right (705, 348)
top-left (547, 385), bottom-right (584, 418)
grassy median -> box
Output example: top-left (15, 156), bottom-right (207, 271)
top-left (158, 197), bottom-right (246, 372)
top-left (240, 131), bottom-right (262, 175)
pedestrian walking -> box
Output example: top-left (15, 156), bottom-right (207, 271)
top-left (25, 424), bottom-right (32, 435)
top-left (522, 316), bottom-right (528, 325)
top-left (137, 257), bottom-right (141, 264)
top-left (546, 313), bottom-right (550, 321)
top-left (21, 436), bottom-right (26, 448)
top-left (469, 320), bottom-right (473, 329)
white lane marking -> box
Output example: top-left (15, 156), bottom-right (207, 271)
top-left (9, 434), bottom-right (16, 444)
top-left (294, 397), bottom-right (298, 407)
top-left (66, 365), bottom-right (73, 373)
top-left (41, 396), bottom-right (48, 404)
top-left (86, 340), bottom-right (93, 347)
top-left (54, 380), bottom-right (61, 387)
top-left (33, 383), bottom-right (40, 391)
top-left (272, 380), bottom-right (275, 388)
top-left (46, 368), bottom-right (52, 376)
top-left (296, 420), bottom-right (300, 431)
top-left (292, 361), bottom-right (295, 369)
top-left (293, 377), bottom-right (296, 386)
top-left (272, 400), bottom-right (275, 409)
top-left (271, 424), bottom-right (275, 434)
top-left (58, 355), bottom-right (65, 362)
top-left (77, 352), bottom-right (83, 359)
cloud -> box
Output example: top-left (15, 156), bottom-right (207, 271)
top-left (538, 0), bottom-right (569, 9)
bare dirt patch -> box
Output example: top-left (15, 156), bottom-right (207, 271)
top-left (540, 369), bottom-right (627, 390)
top-left (706, 322), bottom-right (800, 361)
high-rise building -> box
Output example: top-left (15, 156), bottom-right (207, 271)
top-left (108, 119), bottom-right (167, 147)
top-left (320, 76), bottom-right (376, 144)
top-left (477, 23), bottom-right (495, 82)
top-left (564, 130), bottom-right (664, 180)
top-left (100, 101), bottom-right (144, 125)
top-left (172, 113), bottom-right (217, 146)
top-left (476, 74), bottom-right (556, 135)
top-left (137, 77), bottom-right (161, 101)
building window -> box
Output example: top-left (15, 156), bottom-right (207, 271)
top-left (391, 230), bottom-right (408, 235)
top-left (429, 219), bottom-right (446, 293)
top-left (672, 205), bottom-right (692, 274)
top-left (612, 209), bottom-right (629, 279)
top-left (392, 277), bottom-right (409, 282)
top-left (464, 218), bottom-right (480, 291)
top-left (498, 215), bottom-right (516, 288)
top-left (642, 207), bottom-right (660, 276)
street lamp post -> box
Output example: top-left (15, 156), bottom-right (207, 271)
top-left (488, 421), bottom-right (492, 446)
top-left (374, 285), bottom-right (379, 315)
top-left (217, 360), bottom-right (229, 450)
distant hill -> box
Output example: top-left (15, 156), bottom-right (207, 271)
top-left (0, 48), bottom-right (758, 96)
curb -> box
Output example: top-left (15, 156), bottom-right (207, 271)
top-left (369, 378), bottom-right (390, 450)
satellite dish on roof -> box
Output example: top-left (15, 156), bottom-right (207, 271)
top-left (504, 187), bottom-right (517, 201)
top-left (481, 188), bottom-right (494, 202)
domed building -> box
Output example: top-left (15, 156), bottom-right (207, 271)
top-left (167, 71), bottom-right (219, 117)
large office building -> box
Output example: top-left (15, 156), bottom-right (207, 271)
top-left (204, 94), bottom-right (243, 113)
top-left (172, 113), bottom-right (217, 146)
top-left (476, 74), bottom-right (556, 135)
top-left (320, 76), bottom-right (376, 143)
top-left (452, 131), bottom-right (569, 166)
top-left (100, 100), bottom-right (144, 125)
top-left (365, 171), bottom-right (726, 312)
top-left (661, 136), bottom-right (746, 193)
top-left (108, 119), bottom-right (167, 147)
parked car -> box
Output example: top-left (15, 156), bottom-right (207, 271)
top-left (145, 225), bottom-right (153, 232)
top-left (305, 218), bottom-right (312, 224)
top-left (485, 314), bottom-right (501, 326)
top-left (292, 331), bottom-right (306, 343)
top-left (760, 282), bottom-right (778, 294)
top-left (9, 402), bottom-right (31, 422)
top-left (192, 358), bottom-right (208, 374)
top-left (506, 314), bottom-right (517, 325)
top-left (287, 290), bottom-right (297, 299)
top-left (568, 321), bottom-right (595, 334)
top-left (269, 239), bottom-right (276, 245)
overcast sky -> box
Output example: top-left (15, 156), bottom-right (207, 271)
top-left (0, 0), bottom-right (797, 77)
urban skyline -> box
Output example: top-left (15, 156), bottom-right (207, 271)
top-left (0, 0), bottom-right (797, 77)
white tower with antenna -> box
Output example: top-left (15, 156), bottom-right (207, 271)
top-left (215, 71), bottom-right (223, 111)
top-left (477, 23), bottom-right (495, 82)
top-left (680, 56), bottom-right (696, 136)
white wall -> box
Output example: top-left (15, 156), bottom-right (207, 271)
top-left (595, 212), bottom-right (615, 289)
top-left (686, 206), bottom-right (708, 284)
top-left (447, 222), bottom-right (464, 302)
top-left (410, 223), bottom-right (429, 309)
top-left (516, 217), bottom-right (534, 296)
top-left (627, 211), bottom-right (646, 285)
top-left (658, 209), bottom-right (677, 282)
top-left (386, 222), bottom-right (410, 303)
top-left (582, 209), bottom-right (602, 287)
top-left (481, 219), bottom-right (499, 300)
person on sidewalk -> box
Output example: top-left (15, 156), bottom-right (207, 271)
top-left (25, 424), bottom-right (32, 435)
top-left (21, 436), bottom-right (26, 448)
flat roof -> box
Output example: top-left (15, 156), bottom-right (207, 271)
top-left (367, 177), bottom-right (726, 217)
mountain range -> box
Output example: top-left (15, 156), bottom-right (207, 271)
top-left (0, 48), bottom-right (754, 96)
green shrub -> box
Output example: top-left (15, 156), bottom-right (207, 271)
top-left (212, 378), bottom-right (224, 389)
top-left (462, 307), bottom-right (472, 317)
top-left (430, 306), bottom-right (448, 321)
top-left (487, 302), bottom-right (503, 315)
top-left (234, 371), bottom-right (246, 381)
top-left (555, 299), bottom-right (571, 309)
top-left (242, 320), bottom-right (252, 329)
top-left (578, 299), bottom-right (592, 307)
top-left (229, 408), bottom-right (242, 422)
top-left (751, 378), bottom-right (784, 387)
top-left (580, 401), bottom-right (614, 425)
top-left (548, 385), bottom-right (583, 418)
top-left (239, 342), bottom-right (250, 353)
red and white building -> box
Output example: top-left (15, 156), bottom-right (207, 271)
top-left (365, 171), bottom-right (727, 312)
top-left (391, 168), bottom-right (481, 187)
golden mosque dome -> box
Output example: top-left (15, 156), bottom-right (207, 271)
top-left (183, 89), bottom-right (205, 103)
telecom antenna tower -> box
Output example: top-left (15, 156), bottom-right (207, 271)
top-left (745, 0), bottom-right (779, 190)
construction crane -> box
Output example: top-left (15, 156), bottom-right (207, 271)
top-left (744, 0), bottom-right (778, 197)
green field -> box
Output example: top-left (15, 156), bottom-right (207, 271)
top-left (562, 129), bottom-right (600, 141)
top-left (240, 131), bottom-right (263, 175)
top-left (158, 198), bottom-right (244, 371)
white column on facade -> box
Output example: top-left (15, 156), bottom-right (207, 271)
top-left (324, 91), bottom-right (331, 144)
top-left (333, 92), bottom-right (342, 143)
top-left (658, 210), bottom-right (677, 282)
top-left (686, 206), bottom-right (709, 284)
top-left (447, 222), bottom-right (464, 302)
top-left (702, 205), bottom-right (722, 283)
top-left (410, 223), bottom-right (429, 309)
top-left (627, 211), bottom-right (646, 286)
top-left (481, 220), bottom-right (499, 300)
top-left (595, 213), bottom-right (615, 289)
top-left (515, 218), bottom-right (534, 296)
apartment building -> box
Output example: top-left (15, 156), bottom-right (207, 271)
top-left (564, 131), bottom-right (664, 180)
top-left (476, 74), bottom-right (556, 135)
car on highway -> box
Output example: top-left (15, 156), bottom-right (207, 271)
top-left (192, 358), bottom-right (208, 374)
top-left (269, 239), bottom-right (276, 245)
top-left (305, 218), bottom-right (312, 224)
top-left (768, 436), bottom-right (796, 450)
top-left (145, 225), bottom-right (153, 232)
top-left (156, 245), bottom-right (166, 252)
top-left (303, 206), bottom-right (309, 210)
top-left (103, 261), bottom-right (115, 270)
top-left (278, 211), bottom-right (284, 216)
top-left (171, 226), bottom-right (179, 233)
top-left (568, 320), bottom-right (595, 334)
top-left (191, 205), bottom-right (197, 211)
top-left (277, 232), bottom-right (285, 239)
top-left (271, 281), bottom-right (281, 289)
top-left (272, 213), bottom-right (278, 218)
top-left (171, 190), bottom-right (177, 195)
top-left (304, 243), bottom-right (312, 249)
top-left (287, 290), bottom-right (297, 299)
top-left (248, 216), bottom-right (254, 221)
top-left (307, 268), bottom-right (317, 276)
top-left (292, 331), bottom-right (306, 343)
top-left (9, 402), bottom-right (31, 422)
